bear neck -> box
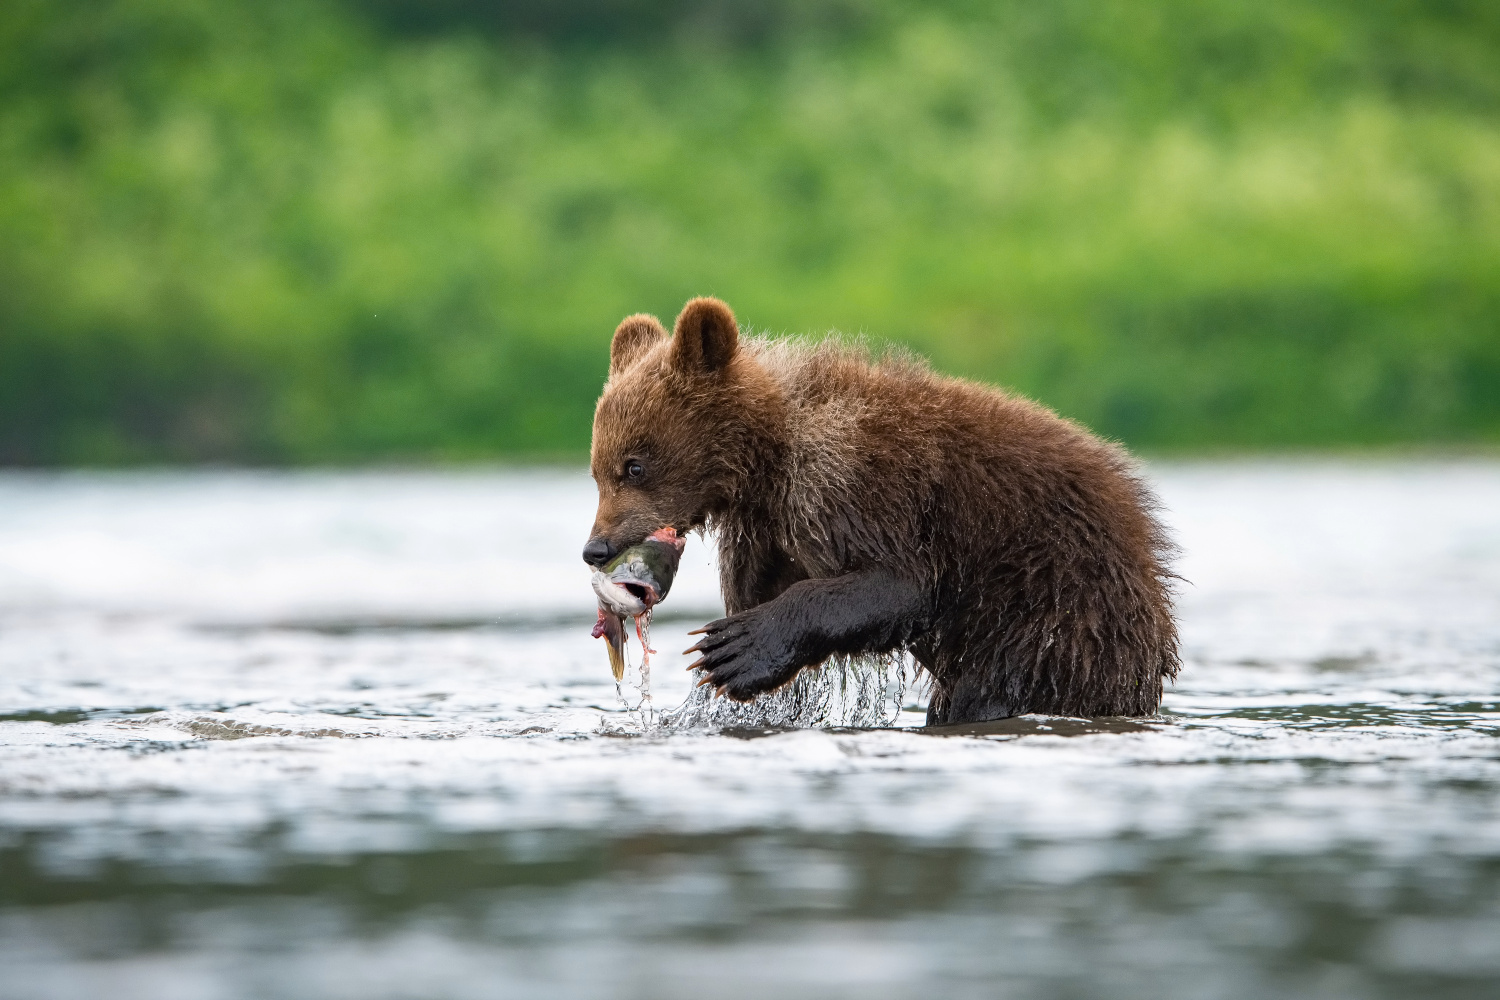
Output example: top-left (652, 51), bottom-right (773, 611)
top-left (710, 339), bottom-right (872, 587)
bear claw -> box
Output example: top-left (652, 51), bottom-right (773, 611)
top-left (682, 607), bottom-right (803, 701)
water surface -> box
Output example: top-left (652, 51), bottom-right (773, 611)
top-left (1, 462), bottom-right (1498, 999)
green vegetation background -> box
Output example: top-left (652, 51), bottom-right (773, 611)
top-left (3, 0), bottom-right (1499, 463)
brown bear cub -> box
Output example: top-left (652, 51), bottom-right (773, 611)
top-left (585, 297), bottom-right (1179, 724)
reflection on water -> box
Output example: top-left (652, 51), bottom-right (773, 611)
top-left (5, 830), bottom-right (1499, 999)
top-left (0, 461), bottom-right (1498, 998)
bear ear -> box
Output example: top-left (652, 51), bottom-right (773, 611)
top-left (670, 297), bottom-right (739, 375)
top-left (610, 314), bottom-right (667, 376)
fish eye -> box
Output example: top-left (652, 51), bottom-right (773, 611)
top-left (624, 459), bottom-right (645, 481)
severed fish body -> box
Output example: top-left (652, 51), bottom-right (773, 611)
top-left (590, 527), bottom-right (685, 680)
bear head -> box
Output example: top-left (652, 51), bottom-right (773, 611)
top-left (583, 297), bottom-right (782, 567)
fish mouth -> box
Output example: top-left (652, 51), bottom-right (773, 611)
top-left (592, 571), bottom-right (656, 618)
top-left (621, 581), bottom-right (655, 605)
top-left (612, 575), bottom-right (661, 608)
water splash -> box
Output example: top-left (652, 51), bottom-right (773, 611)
top-left (612, 611), bottom-right (656, 729)
top-left (663, 651), bottom-right (913, 730)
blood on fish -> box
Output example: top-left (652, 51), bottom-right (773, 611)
top-left (635, 614), bottom-right (655, 662)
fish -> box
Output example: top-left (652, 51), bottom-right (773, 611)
top-left (590, 527), bottom-right (686, 680)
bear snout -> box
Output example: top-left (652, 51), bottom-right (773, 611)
top-left (582, 537), bottom-right (618, 567)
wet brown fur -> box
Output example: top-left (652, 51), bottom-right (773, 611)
top-left (589, 298), bottom-right (1180, 722)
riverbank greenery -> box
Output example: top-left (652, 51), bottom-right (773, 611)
top-left (3, 0), bottom-right (1499, 462)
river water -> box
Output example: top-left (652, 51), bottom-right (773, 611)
top-left (1, 461), bottom-right (1497, 999)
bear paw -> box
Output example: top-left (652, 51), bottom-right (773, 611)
top-left (683, 606), bottom-right (805, 701)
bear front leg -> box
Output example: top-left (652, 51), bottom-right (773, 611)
top-left (684, 571), bottom-right (926, 701)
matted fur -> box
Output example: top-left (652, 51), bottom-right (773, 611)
top-left (589, 298), bottom-right (1180, 723)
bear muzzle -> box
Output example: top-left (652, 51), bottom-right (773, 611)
top-left (582, 536), bottom-right (617, 567)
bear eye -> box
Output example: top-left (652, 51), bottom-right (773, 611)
top-left (624, 459), bottom-right (645, 481)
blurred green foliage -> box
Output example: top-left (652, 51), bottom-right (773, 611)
top-left (2, 0), bottom-right (1499, 463)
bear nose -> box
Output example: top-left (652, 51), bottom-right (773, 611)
top-left (582, 537), bottom-right (617, 567)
